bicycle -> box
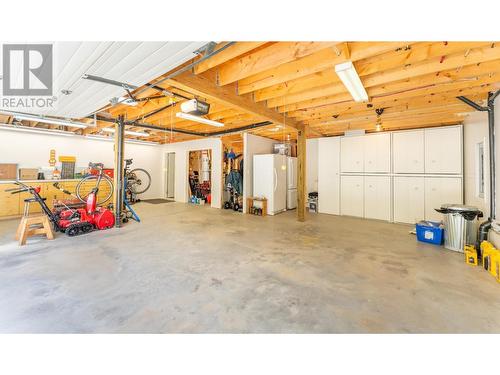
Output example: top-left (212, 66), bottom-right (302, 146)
top-left (75, 162), bottom-right (113, 205)
top-left (124, 159), bottom-right (151, 200)
top-left (75, 159), bottom-right (151, 205)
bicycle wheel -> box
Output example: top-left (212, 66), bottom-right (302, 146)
top-left (76, 175), bottom-right (114, 205)
top-left (127, 168), bottom-right (151, 194)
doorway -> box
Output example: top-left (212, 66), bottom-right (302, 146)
top-left (188, 149), bottom-right (212, 205)
top-left (164, 152), bottom-right (175, 200)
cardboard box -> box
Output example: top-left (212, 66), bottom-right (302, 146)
top-left (19, 168), bottom-right (39, 180)
top-left (0, 163), bottom-right (17, 180)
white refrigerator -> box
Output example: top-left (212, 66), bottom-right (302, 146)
top-left (253, 154), bottom-right (287, 215)
top-left (287, 156), bottom-right (297, 209)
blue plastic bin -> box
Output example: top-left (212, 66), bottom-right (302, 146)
top-left (416, 221), bottom-right (443, 245)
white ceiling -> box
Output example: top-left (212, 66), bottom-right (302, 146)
top-left (0, 41), bottom-right (207, 118)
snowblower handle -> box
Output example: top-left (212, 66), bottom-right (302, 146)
top-left (6, 187), bottom-right (28, 194)
top-left (88, 162), bottom-right (104, 169)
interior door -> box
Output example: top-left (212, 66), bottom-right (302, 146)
top-left (318, 137), bottom-right (340, 215)
top-left (165, 152), bottom-right (175, 199)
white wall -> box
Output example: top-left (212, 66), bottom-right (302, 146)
top-left (242, 133), bottom-right (275, 212)
top-left (463, 112), bottom-right (489, 216)
top-left (0, 129), bottom-right (163, 199)
top-left (306, 138), bottom-right (318, 193)
top-left (162, 138), bottom-right (222, 209)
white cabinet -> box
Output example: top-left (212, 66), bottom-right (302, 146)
top-left (393, 177), bottom-right (425, 224)
top-left (318, 137), bottom-right (340, 215)
top-left (340, 136), bottom-right (364, 173)
top-left (424, 177), bottom-right (463, 221)
top-left (364, 176), bottom-right (391, 221)
top-left (364, 133), bottom-right (391, 173)
top-left (393, 130), bottom-right (425, 173)
top-left (425, 126), bottom-right (462, 174)
top-left (341, 175), bottom-right (364, 217)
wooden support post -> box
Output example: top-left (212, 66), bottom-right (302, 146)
top-left (113, 115), bottom-right (125, 227)
top-left (297, 124), bottom-right (306, 222)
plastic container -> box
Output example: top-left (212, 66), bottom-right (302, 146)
top-left (416, 221), bottom-right (444, 245)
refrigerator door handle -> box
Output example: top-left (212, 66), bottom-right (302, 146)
top-left (274, 168), bottom-right (278, 192)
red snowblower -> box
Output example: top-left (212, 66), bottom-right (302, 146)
top-left (7, 177), bottom-right (115, 237)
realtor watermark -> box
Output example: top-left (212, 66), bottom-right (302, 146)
top-left (1, 43), bottom-right (56, 110)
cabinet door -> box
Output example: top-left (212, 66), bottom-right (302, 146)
top-left (393, 130), bottom-right (425, 173)
top-left (340, 136), bottom-right (364, 173)
top-left (0, 183), bottom-right (21, 217)
top-left (340, 175), bottom-right (364, 217)
top-left (425, 126), bottom-right (462, 174)
top-left (393, 177), bottom-right (425, 224)
top-left (318, 137), bottom-right (340, 215)
top-left (364, 133), bottom-right (391, 173)
top-left (364, 176), bottom-right (391, 221)
top-left (425, 177), bottom-right (463, 221)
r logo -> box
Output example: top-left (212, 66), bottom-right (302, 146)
top-left (2, 44), bottom-right (53, 96)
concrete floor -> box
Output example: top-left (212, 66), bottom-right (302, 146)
top-left (0, 202), bottom-right (499, 333)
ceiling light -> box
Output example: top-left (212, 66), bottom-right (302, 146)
top-left (335, 61), bottom-right (368, 102)
top-left (102, 127), bottom-right (150, 137)
top-left (176, 112), bottom-right (224, 127)
top-left (0, 123), bottom-right (75, 137)
top-left (10, 113), bottom-right (91, 129)
top-left (86, 134), bottom-right (159, 146)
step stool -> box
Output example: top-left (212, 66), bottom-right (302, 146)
top-left (15, 197), bottom-right (55, 246)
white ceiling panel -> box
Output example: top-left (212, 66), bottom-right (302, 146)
top-left (0, 41), bottom-right (207, 118)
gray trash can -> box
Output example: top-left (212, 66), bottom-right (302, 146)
top-left (435, 204), bottom-right (483, 252)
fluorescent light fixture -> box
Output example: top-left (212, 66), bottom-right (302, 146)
top-left (335, 61), bottom-right (368, 102)
top-left (86, 134), bottom-right (159, 146)
top-left (125, 139), bottom-right (160, 146)
top-left (0, 123), bottom-right (75, 137)
top-left (102, 127), bottom-right (150, 137)
top-left (176, 112), bottom-right (224, 127)
top-left (11, 113), bottom-right (92, 129)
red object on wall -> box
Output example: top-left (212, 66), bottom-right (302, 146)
top-left (206, 194), bottom-right (211, 204)
top-left (90, 168), bottom-right (114, 178)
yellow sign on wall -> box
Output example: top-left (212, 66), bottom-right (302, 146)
top-left (49, 149), bottom-right (56, 166)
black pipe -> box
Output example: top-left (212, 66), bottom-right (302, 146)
top-left (88, 115), bottom-right (204, 137)
top-left (457, 91), bottom-right (500, 220)
top-left (205, 121), bottom-right (273, 136)
top-left (487, 92), bottom-right (497, 220)
top-left (90, 114), bottom-right (274, 138)
top-left (114, 116), bottom-right (125, 228)
top-left (138, 102), bottom-right (177, 120)
top-left (457, 96), bottom-right (487, 112)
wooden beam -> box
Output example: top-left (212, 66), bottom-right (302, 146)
top-left (277, 77), bottom-right (498, 114)
top-left (218, 42), bottom-right (340, 86)
top-left (237, 42), bottom-right (407, 94)
top-left (297, 124), bottom-right (306, 222)
top-left (166, 70), bottom-right (312, 133)
top-left (194, 42), bottom-right (268, 74)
